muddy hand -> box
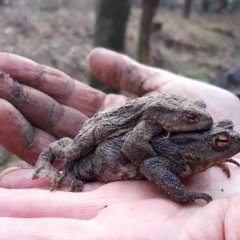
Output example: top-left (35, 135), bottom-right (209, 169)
top-left (0, 48), bottom-right (240, 170)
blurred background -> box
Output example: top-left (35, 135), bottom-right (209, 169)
top-left (0, 0), bottom-right (240, 170)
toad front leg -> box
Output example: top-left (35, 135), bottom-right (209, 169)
top-left (215, 159), bottom-right (240, 178)
top-left (140, 157), bottom-right (212, 203)
top-left (122, 120), bottom-right (162, 165)
top-left (32, 137), bottom-right (73, 190)
top-left (32, 147), bottom-right (60, 190)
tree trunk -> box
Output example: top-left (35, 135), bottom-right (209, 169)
top-left (90, 0), bottom-right (131, 93)
top-left (218, 0), bottom-right (228, 12)
top-left (137, 0), bottom-right (159, 64)
top-left (201, 0), bottom-right (209, 12)
top-left (183, 0), bottom-right (193, 18)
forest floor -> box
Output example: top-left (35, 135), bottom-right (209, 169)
top-left (0, 0), bottom-right (240, 170)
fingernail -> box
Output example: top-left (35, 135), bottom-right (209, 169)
top-left (0, 167), bottom-right (28, 187)
top-left (0, 167), bottom-right (22, 180)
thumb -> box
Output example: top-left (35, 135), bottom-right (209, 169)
top-left (88, 48), bottom-right (165, 96)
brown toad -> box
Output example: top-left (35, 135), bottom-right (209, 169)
top-left (48, 119), bottom-right (240, 203)
top-left (32, 94), bottom-right (213, 187)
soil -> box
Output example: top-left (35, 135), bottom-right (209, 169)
top-left (0, 0), bottom-right (240, 171)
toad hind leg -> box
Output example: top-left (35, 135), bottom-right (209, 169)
top-left (140, 157), bottom-right (212, 203)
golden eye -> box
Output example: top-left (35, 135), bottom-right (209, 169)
top-left (215, 134), bottom-right (230, 149)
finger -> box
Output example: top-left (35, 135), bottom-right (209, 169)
top-left (0, 99), bottom-right (55, 165)
top-left (0, 72), bottom-right (88, 138)
top-left (0, 168), bottom-right (103, 191)
top-left (88, 47), bottom-right (165, 96)
top-left (0, 168), bottom-right (47, 188)
top-left (0, 52), bottom-right (106, 117)
top-left (0, 217), bottom-right (102, 239)
top-left (0, 188), bottom-right (107, 219)
top-left (0, 167), bottom-right (158, 199)
top-left (0, 180), bottom-right (160, 219)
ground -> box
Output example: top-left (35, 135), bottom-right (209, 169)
top-left (0, 0), bottom-right (240, 170)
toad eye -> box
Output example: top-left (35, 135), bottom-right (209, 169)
top-left (211, 133), bottom-right (230, 150)
top-left (183, 110), bottom-right (197, 123)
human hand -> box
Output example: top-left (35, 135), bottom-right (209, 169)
top-left (0, 48), bottom-right (240, 239)
top-left (0, 49), bottom-right (128, 165)
top-left (87, 48), bottom-right (240, 130)
top-left (0, 48), bottom-right (240, 165)
top-left (0, 165), bottom-right (240, 239)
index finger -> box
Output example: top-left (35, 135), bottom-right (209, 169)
top-left (0, 52), bottom-right (106, 117)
